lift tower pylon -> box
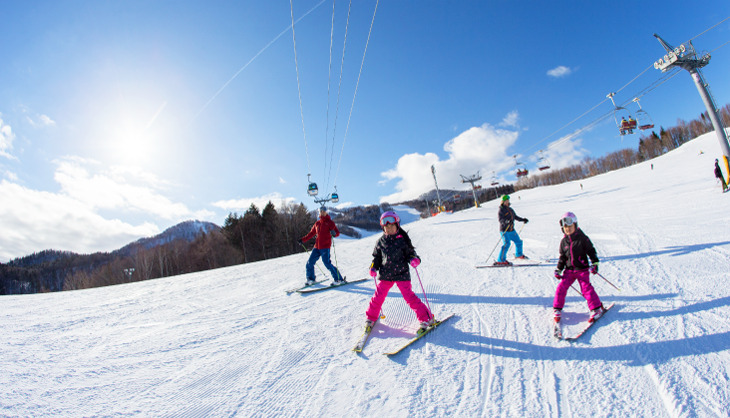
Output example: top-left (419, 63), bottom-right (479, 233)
top-left (460, 172), bottom-right (483, 208)
top-left (653, 34), bottom-right (730, 169)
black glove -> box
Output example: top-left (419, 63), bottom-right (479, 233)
top-left (554, 269), bottom-right (563, 280)
top-left (523, 218), bottom-right (529, 224)
top-left (298, 238), bottom-right (304, 245)
top-left (330, 230), bottom-right (336, 237)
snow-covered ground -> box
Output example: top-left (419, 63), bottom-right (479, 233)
top-left (2, 132), bottom-right (729, 417)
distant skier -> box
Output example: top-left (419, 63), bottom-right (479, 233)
top-left (714, 158), bottom-right (728, 192)
top-left (299, 207), bottom-right (343, 286)
top-left (552, 212), bottom-right (605, 323)
top-left (364, 211), bottom-right (434, 334)
top-left (494, 195), bottom-right (529, 266)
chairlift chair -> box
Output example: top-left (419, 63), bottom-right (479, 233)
top-left (538, 150), bottom-right (551, 171)
top-left (607, 92), bottom-right (636, 136)
top-left (490, 171), bottom-right (499, 186)
top-left (514, 155), bottom-right (528, 178)
top-left (632, 98), bottom-right (655, 130)
top-left (307, 174), bottom-right (318, 196)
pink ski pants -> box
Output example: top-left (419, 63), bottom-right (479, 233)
top-left (366, 280), bottom-right (432, 323)
top-left (553, 269), bottom-right (602, 311)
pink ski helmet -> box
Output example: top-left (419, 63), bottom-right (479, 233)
top-left (380, 210), bottom-right (400, 227)
top-left (559, 212), bottom-right (577, 227)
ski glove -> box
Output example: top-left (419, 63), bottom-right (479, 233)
top-left (369, 268), bottom-right (378, 278)
top-left (523, 218), bottom-right (529, 223)
top-left (410, 258), bottom-right (421, 268)
top-left (554, 269), bottom-right (563, 280)
top-left (330, 230), bottom-right (337, 237)
top-left (590, 263), bottom-right (599, 275)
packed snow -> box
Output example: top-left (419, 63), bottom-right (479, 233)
top-left (2, 132), bottom-right (729, 417)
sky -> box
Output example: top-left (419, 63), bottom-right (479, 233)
top-left (2, 131), bottom-right (729, 416)
top-left (1, 0), bottom-right (729, 261)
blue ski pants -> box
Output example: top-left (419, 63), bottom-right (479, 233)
top-left (306, 248), bottom-right (342, 281)
top-left (497, 230), bottom-right (523, 262)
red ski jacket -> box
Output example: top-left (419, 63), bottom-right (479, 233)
top-left (302, 214), bottom-right (340, 249)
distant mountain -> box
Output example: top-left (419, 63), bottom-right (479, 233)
top-left (114, 220), bottom-right (220, 257)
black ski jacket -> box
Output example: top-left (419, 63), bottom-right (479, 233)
top-left (498, 204), bottom-right (526, 232)
top-left (557, 228), bottom-right (599, 271)
top-left (371, 230), bottom-right (419, 282)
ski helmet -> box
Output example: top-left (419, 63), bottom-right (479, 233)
top-left (501, 194), bottom-right (510, 202)
top-left (380, 211), bottom-right (400, 227)
top-left (559, 212), bottom-right (577, 227)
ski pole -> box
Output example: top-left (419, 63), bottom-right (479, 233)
top-left (413, 266), bottom-right (433, 318)
top-left (331, 238), bottom-right (343, 281)
top-left (484, 222), bottom-right (526, 263)
top-left (370, 262), bottom-right (386, 319)
top-left (553, 274), bottom-right (582, 296)
top-left (298, 242), bottom-right (327, 277)
top-left (596, 272), bottom-right (621, 292)
top-left (484, 232), bottom-right (505, 264)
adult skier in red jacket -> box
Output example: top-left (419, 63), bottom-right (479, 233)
top-left (300, 207), bottom-right (343, 286)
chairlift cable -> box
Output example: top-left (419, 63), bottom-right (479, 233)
top-left (333, 0), bottom-right (379, 189)
top-left (688, 16), bottom-right (730, 43)
top-left (289, 0), bottom-right (312, 174)
top-left (323, 0), bottom-right (338, 188)
top-left (326, 0), bottom-right (353, 195)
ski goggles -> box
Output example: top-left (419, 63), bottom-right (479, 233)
top-left (380, 216), bottom-right (398, 226)
top-left (559, 217), bottom-right (576, 227)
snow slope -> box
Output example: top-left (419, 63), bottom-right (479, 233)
top-left (2, 132), bottom-right (729, 417)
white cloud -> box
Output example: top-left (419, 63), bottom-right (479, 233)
top-left (547, 65), bottom-right (572, 78)
top-left (379, 120), bottom-right (520, 203)
top-left (0, 116), bottom-right (16, 160)
top-left (0, 179), bottom-right (160, 261)
top-left (499, 110), bottom-right (520, 128)
top-left (26, 114), bottom-right (56, 127)
top-left (534, 136), bottom-right (589, 170)
top-left (0, 158), bottom-right (210, 261)
top-left (212, 192), bottom-right (297, 213)
top-left (279, 177), bottom-right (287, 184)
top-left (53, 157), bottom-right (190, 219)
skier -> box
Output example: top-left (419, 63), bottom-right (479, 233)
top-left (364, 211), bottom-right (434, 334)
top-left (552, 212), bottom-right (605, 323)
top-left (494, 194), bottom-right (529, 266)
top-left (300, 207), bottom-right (343, 286)
top-left (714, 159), bottom-right (728, 192)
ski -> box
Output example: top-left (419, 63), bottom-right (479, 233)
top-left (383, 314), bottom-right (454, 357)
top-left (352, 320), bottom-right (377, 353)
top-left (296, 278), bottom-right (368, 294)
top-left (552, 318), bottom-right (563, 339)
top-left (285, 278), bottom-right (329, 294)
top-left (558, 303), bottom-right (615, 341)
top-left (476, 263), bottom-right (544, 269)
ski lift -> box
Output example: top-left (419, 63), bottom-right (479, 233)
top-left (538, 150), bottom-right (551, 171)
top-left (632, 98), bottom-right (655, 130)
top-left (514, 155), bottom-right (529, 178)
top-left (607, 92), bottom-right (636, 136)
top-left (307, 174), bottom-right (318, 196)
top-left (490, 171), bottom-right (499, 186)
top-left (330, 186), bottom-right (339, 203)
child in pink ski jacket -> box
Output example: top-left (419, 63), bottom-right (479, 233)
top-left (364, 211), bottom-right (434, 334)
top-left (553, 212), bottom-right (605, 322)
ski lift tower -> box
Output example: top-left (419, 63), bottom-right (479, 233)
top-left (653, 34), bottom-right (730, 166)
top-left (431, 165), bottom-right (444, 213)
top-left (460, 172), bottom-right (483, 208)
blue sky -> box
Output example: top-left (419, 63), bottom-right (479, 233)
top-left (1, 0), bottom-right (729, 261)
